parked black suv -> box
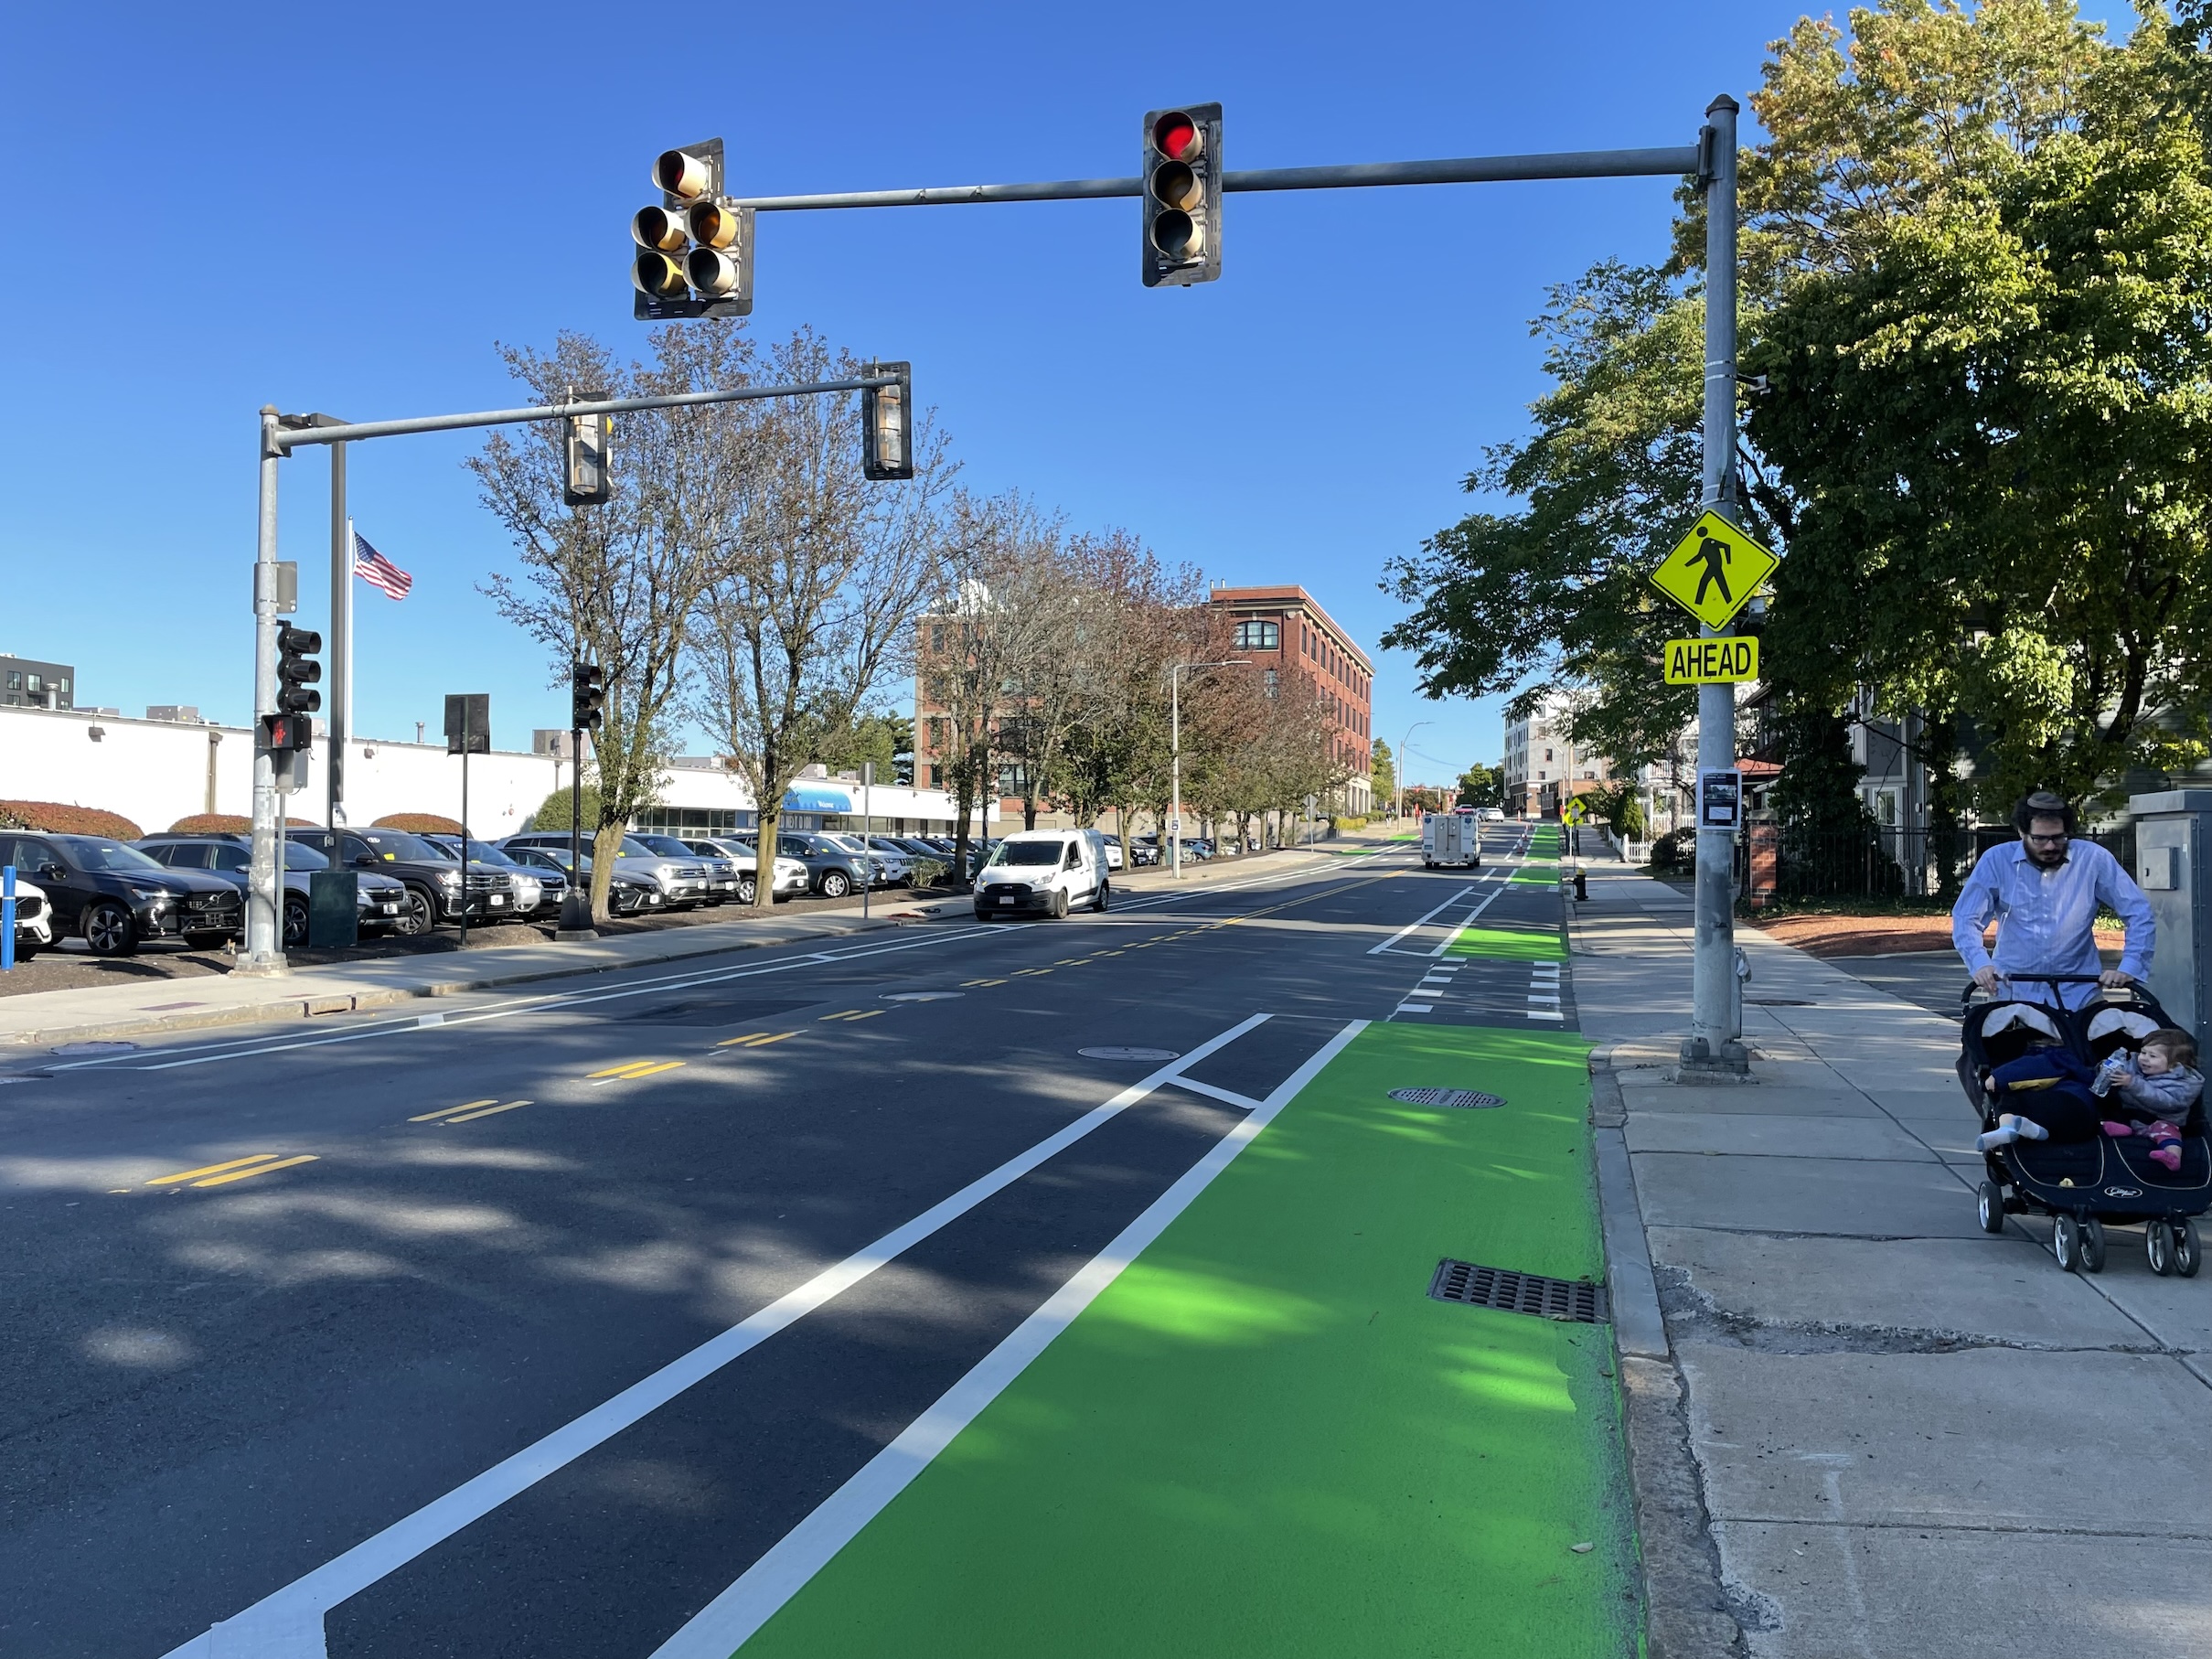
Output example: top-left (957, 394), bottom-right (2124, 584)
top-left (0, 831), bottom-right (242, 955)
top-left (138, 833), bottom-right (412, 946)
top-left (289, 827), bottom-right (518, 937)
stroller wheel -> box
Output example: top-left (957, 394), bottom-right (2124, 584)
top-left (2080, 1215), bottom-right (2107, 1273)
top-left (2147, 1220), bottom-right (2176, 1277)
top-left (1977, 1181), bottom-right (2006, 1235)
top-left (2177, 1218), bottom-right (2203, 1279)
top-left (2054, 1214), bottom-right (2083, 1273)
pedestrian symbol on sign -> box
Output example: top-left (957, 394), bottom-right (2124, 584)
top-left (1649, 509), bottom-right (1779, 629)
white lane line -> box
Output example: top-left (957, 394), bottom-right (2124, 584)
top-left (158, 1013), bottom-right (1275, 1659)
top-left (1394, 1003), bottom-right (1436, 1015)
top-left (1364, 884), bottom-right (1475, 958)
top-left (648, 1018), bottom-right (1372, 1659)
top-left (1526, 1010), bottom-right (1565, 1021)
top-left (1405, 989), bottom-right (1443, 999)
top-left (1165, 1076), bottom-right (1266, 1112)
top-left (1426, 882), bottom-right (1509, 958)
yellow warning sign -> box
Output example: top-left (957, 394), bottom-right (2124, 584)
top-left (1561, 797), bottom-right (1587, 826)
top-left (1664, 636), bottom-right (1760, 684)
top-left (1649, 509), bottom-right (1778, 628)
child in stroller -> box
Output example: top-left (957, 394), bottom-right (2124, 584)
top-left (1959, 972), bottom-right (2209, 1276)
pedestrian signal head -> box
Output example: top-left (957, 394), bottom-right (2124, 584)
top-left (563, 389), bottom-right (613, 508)
top-left (1140, 102), bottom-right (1222, 288)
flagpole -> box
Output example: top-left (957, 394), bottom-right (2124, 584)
top-left (342, 517), bottom-right (356, 825)
top-left (326, 433), bottom-right (348, 830)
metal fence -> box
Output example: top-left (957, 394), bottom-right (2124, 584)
top-left (1735, 824), bottom-right (2137, 903)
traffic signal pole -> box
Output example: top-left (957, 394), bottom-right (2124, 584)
top-left (240, 372), bottom-right (900, 975)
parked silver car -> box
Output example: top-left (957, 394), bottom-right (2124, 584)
top-left (681, 837), bottom-right (811, 902)
top-left (499, 832), bottom-right (709, 908)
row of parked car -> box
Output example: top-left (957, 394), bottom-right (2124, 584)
top-left (0, 823), bottom-right (1020, 958)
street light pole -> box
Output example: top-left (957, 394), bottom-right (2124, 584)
top-left (1169, 659), bottom-right (1246, 880)
top-left (237, 408), bottom-right (287, 976)
top-left (1395, 720), bottom-right (1429, 823)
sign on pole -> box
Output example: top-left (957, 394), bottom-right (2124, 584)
top-left (1561, 797), bottom-right (1587, 826)
top-left (1649, 509), bottom-right (1778, 629)
top-left (1698, 770), bottom-right (1744, 831)
top-left (1663, 636), bottom-right (1760, 684)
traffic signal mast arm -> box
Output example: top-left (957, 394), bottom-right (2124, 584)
top-left (268, 377), bottom-right (898, 454)
top-left (717, 144), bottom-right (1701, 212)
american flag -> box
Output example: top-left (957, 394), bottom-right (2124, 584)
top-left (352, 531), bottom-right (413, 601)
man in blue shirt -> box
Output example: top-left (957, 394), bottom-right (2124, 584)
top-left (1952, 791), bottom-right (2153, 1009)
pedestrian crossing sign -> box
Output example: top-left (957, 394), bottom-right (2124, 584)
top-left (1561, 798), bottom-right (1587, 826)
top-left (1650, 509), bottom-right (1778, 628)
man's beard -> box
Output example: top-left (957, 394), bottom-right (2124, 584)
top-left (2027, 845), bottom-right (2067, 868)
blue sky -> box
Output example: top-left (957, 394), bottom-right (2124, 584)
top-left (0, 2), bottom-right (2135, 794)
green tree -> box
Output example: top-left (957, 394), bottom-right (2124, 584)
top-left (1455, 764), bottom-right (1503, 809)
top-left (1369, 739), bottom-right (1395, 808)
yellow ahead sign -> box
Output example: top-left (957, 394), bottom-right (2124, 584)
top-left (1650, 509), bottom-right (1778, 628)
top-left (1664, 636), bottom-right (1761, 684)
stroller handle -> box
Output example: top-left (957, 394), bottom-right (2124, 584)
top-left (1960, 970), bottom-right (2111, 1008)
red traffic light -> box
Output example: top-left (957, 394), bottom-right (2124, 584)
top-left (1140, 102), bottom-right (1223, 288)
top-left (1151, 112), bottom-right (1202, 163)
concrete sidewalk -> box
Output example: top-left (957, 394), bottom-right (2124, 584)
top-left (1571, 860), bottom-right (2211, 1659)
top-left (0, 845), bottom-right (1351, 1054)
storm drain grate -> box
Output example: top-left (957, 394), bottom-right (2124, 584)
top-left (1389, 1087), bottom-right (1504, 1110)
top-left (1428, 1258), bottom-right (1608, 1322)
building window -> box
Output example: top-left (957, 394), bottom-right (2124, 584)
top-left (928, 764), bottom-right (942, 787)
top-left (58, 680), bottom-right (69, 696)
top-left (1234, 620), bottom-right (1280, 651)
top-left (930, 624), bottom-right (946, 652)
top-left (4, 673), bottom-right (16, 690)
top-left (24, 674), bottom-right (41, 694)
top-left (1544, 747), bottom-right (1553, 762)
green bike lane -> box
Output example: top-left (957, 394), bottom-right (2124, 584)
top-left (716, 1013), bottom-right (1638, 1659)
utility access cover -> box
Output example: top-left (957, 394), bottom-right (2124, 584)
top-left (1389, 1087), bottom-right (1504, 1109)
top-left (1428, 1259), bottom-right (1608, 1323)
top-left (1648, 508), bottom-right (1778, 629)
top-left (1079, 1046), bottom-right (1180, 1062)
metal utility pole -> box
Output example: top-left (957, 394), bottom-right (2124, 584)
top-left (1169, 659), bottom-right (1245, 880)
top-left (1687, 95), bottom-right (1745, 1075)
top-left (326, 433), bottom-right (348, 833)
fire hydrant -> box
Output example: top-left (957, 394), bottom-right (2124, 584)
top-left (1573, 867), bottom-right (1588, 902)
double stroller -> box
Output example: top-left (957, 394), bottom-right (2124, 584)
top-left (1958, 973), bottom-right (2208, 1275)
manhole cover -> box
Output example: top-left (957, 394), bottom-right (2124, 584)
top-left (1078, 1046), bottom-right (1181, 1062)
top-left (1428, 1258), bottom-right (1608, 1323)
top-left (882, 991), bottom-right (963, 1001)
top-left (1389, 1087), bottom-right (1504, 1109)
top-left (51, 1041), bottom-right (137, 1057)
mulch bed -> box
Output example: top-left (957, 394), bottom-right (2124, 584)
top-left (1747, 913), bottom-right (2125, 958)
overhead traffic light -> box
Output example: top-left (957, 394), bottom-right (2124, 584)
top-left (275, 625), bottom-right (322, 716)
top-left (571, 659), bottom-right (604, 733)
top-left (631, 139), bottom-right (754, 321)
top-left (563, 387), bottom-right (613, 507)
top-left (860, 360), bottom-right (914, 481)
top-left (1140, 103), bottom-right (1223, 288)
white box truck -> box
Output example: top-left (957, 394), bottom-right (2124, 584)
top-left (1423, 811), bottom-right (1481, 868)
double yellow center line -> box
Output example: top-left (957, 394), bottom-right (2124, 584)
top-left (145, 1153), bottom-right (317, 1189)
top-left (718, 1030), bottom-right (796, 1048)
top-left (588, 1058), bottom-right (687, 1085)
top-left (410, 1098), bottom-right (532, 1124)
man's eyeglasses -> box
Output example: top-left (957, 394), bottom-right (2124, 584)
top-left (2023, 831), bottom-right (2069, 845)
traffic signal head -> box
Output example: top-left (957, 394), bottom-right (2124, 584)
top-left (1141, 102), bottom-right (1223, 288)
top-left (860, 361), bottom-right (914, 482)
top-left (275, 624), bottom-right (322, 716)
top-left (631, 139), bottom-right (755, 320)
top-left (262, 712), bottom-right (311, 753)
top-left (571, 659), bottom-right (605, 732)
top-left (563, 389), bottom-right (613, 508)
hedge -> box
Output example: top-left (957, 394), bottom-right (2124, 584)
top-left (373, 812), bottom-right (465, 834)
top-left (166, 813), bottom-right (315, 833)
top-left (0, 799), bottom-right (144, 840)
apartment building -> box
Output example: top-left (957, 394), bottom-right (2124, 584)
top-left (1501, 693), bottom-right (1613, 819)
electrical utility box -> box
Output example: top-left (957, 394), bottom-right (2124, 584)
top-left (1424, 811), bottom-right (1481, 869)
top-left (2128, 790), bottom-right (2212, 1041)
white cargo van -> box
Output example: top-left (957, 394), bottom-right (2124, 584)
top-left (972, 829), bottom-right (1112, 919)
top-left (1423, 811), bottom-right (1481, 868)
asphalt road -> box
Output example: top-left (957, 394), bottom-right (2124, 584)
top-left (0, 826), bottom-right (1567, 1659)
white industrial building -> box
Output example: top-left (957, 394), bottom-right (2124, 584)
top-left (0, 704), bottom-right (988, 839)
